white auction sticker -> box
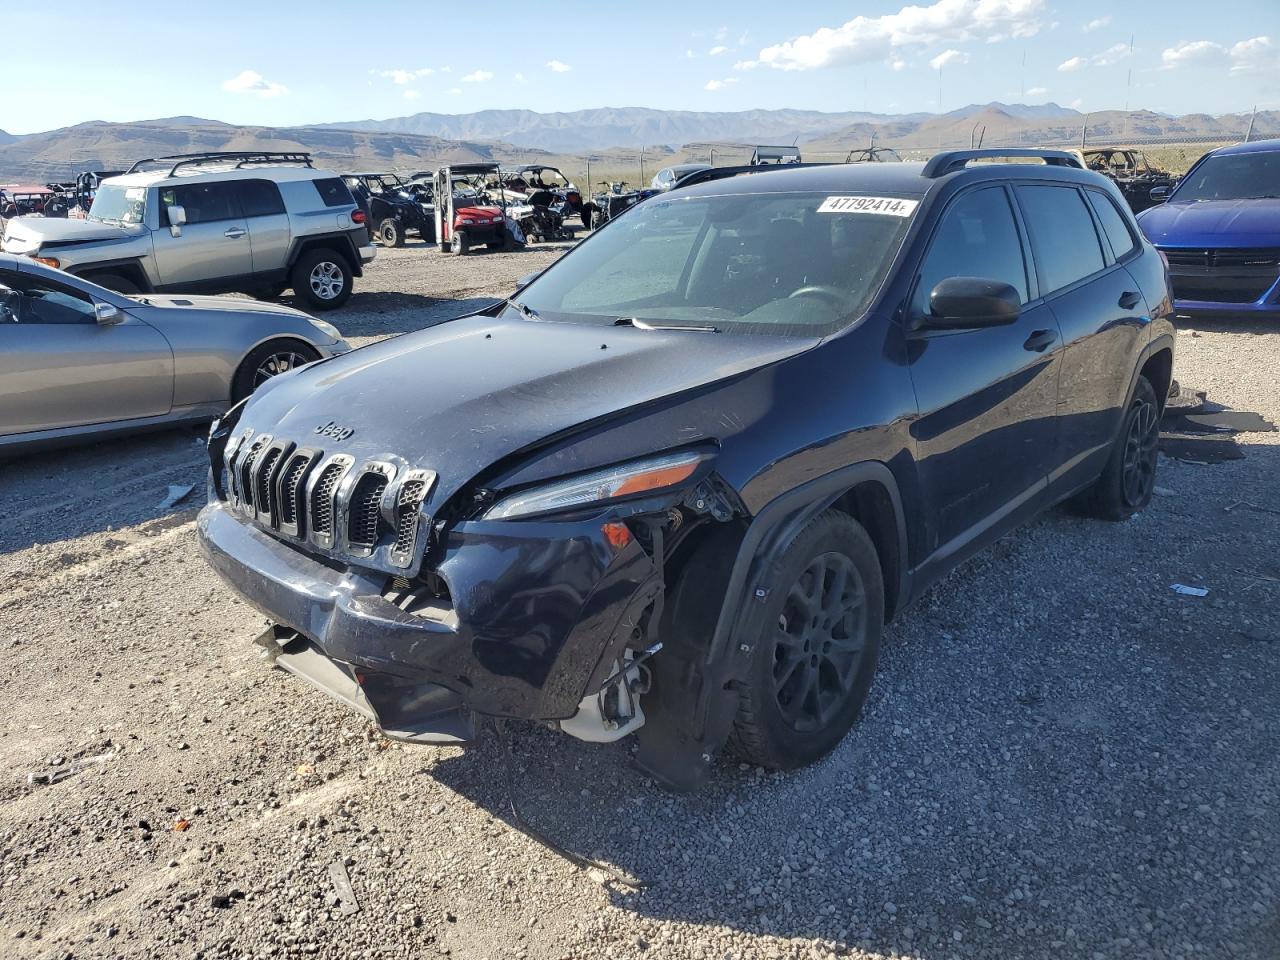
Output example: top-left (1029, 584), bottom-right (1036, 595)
top-left (817, 195), bottom-right (918, 217)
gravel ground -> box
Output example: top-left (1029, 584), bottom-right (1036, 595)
top-left (1, 241), bottom-right (1277, 960)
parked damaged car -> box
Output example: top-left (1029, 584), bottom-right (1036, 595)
top-left (342, 172), bottom-right (435, 247)
top-left (1069, 148), bottom-right (1178, 213)
top-left (499, 165), bottom-right (588, 227)
top-left (198, 150), bottom-right (1174, 790)
top-left (432, 164), bottom-right (516, 255)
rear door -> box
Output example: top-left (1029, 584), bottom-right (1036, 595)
top-left (905, 185), bottom-right (1063, 566)
top-left (238, 179), bottom-right (291, 277)
top-left (0, 267), bottom-right (172, 435)
top-left (151, 180), bottom-right (252, 287)
top-left (1014, 184), bottom-right (1151, 495)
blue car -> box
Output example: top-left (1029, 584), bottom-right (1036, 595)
top-left (1137, 139), bottom-right (1280, 319)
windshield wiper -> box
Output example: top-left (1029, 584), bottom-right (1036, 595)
top-left (508, 299), bottom-right (541, 322)
top-left (614, 316), bottom-right (720, 333)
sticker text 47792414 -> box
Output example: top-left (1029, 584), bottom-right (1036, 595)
top-left (817, 196), bottom-right (919, 217)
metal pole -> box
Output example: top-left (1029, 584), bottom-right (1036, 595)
top-left (710, 147), bottom-right (715, 167)
top-left (1245, 106), bottom-right (1257, 142)
top-left (639, 146), bottom-right (644, 187)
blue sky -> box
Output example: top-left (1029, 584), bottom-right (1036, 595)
top-left (6, 0), bottom-right (1277, 134)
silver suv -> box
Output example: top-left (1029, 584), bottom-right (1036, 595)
top-left (0, 151), bottom-right (374, 311)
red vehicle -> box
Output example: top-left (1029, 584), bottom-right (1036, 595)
top-left (432, 163), bottom-right (511, 255)
top-left (0, 184), bottom-right (57, 218)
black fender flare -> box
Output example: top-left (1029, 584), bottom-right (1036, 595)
top-left (66, 258), bottom-right (153, 292)
top-left (287, 234), bottom-right (364, 278)
top-left (707, 460), bottom-right (910, 674)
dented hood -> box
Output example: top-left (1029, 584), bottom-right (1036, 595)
top-left (239, 312), bottom-right (817, 507)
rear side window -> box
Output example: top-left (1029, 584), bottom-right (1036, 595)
top-left (1016, 185), bottom-right (1106, 294)
top-left (312, 177), bottom-right (355, 208)
top-left (159, 181), bottom-right (239, 225)
top-left (238, 179), bottom-right (285, 218)
top-left (913, 186), bottom-right (1029, 311)
top-left (1085, 190), bottom-right (1137, 260)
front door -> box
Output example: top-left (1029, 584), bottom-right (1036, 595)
top-left (0, 268), bottom-right (172, 436)
top-left (904, 185), bottom-right (1063, 568)
top-left (151, 181), bottom-right (252, 288)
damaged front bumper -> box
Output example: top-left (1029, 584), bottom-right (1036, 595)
top-left (197, 501), bottom-right (658, 743)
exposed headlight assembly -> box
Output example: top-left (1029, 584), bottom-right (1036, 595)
top-left (306, 317), bottom-right (343, 341)
top-left (483, 450), bottom-right (706, 520)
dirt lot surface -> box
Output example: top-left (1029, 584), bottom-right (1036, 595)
top-left (1, 240), bottom-right (1277, 960)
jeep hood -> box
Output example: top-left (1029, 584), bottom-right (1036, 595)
top-left (239, 313), bottom-right (817, 507)
top-left (1138, 197), bottom-right (1280, 248)
top-left (2, 216), bottom-right (137, 249)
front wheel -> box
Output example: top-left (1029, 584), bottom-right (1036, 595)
top-left (231, 339), bottom-right (321, 402)
top-left (729, 510), bottom-right (883, 771)
top-left (451, 230), bottom-right (470, 255)
top-left (290, 248), bottom-right (353, 311)
top-left (1077, 375), bottom-right (1161, 521)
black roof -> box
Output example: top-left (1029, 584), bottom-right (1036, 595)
top-left (671, 150), bottom-right (1096, 201)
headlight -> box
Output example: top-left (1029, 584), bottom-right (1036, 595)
top-left (483, 450), bottom-right (705, 520)
top-left (307, 318), bottom-right (342, 341)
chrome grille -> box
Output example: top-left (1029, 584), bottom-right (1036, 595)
top-left (309, 460), bottom-right (347, 541)
top-left (389, 469), bottom-right (434, 568)
top-left (235, 435), bottom-right (270, 513)
top-left (253, 445), bottom-right (286, 524)
top-left (276, 450), bottom-right (316, 536)
top-left (347, 470), bottom-right (390, 553)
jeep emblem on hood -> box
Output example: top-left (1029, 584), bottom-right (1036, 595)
top-left (315, 421), bottom-right (354, 441)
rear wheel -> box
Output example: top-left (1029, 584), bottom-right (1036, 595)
top-left (231, 339), bottom-right (320, 402)
top-left (1078, 375), bottom-right (1161, 520)
top-left (729, 510), bottom-right (883, 770)
top-left (85, 272), bottom-right (140, 295)
top-left (290, 248), bottom-right (352, 311)
top-left (377, 218), bottom-right (404, 247)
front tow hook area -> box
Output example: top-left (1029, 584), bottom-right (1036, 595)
top-left (254, 623), bottom-right (475, 744)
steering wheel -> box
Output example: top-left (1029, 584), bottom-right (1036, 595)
top-left (787, 285), bottom-right (847, 306)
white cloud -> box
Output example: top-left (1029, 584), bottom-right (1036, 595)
top-left (1161, 36), bottom-right (1273, 73)
top-left (378, 67), bottom-right (437, 84)
top-left (1083, 15), bottom-right (1110, 32)
top-left (686, 48), bottom-right (695, 58)
top-left (892, 59), bottom-right (907, 71)
top-left (462, 69), bottom-right (493, 82)
top-left (709, 45), bottom-right (728, 56)
top-left (513, 72), bottom-right (526, 83)
top-left (705, 79), bottom-right (725, 91)
top-left (448, 87), bottom-right (462, 94)
top-left (1069, 97), bottom-right (1084, 109)
top-left (439, 66), bottom-right (452, 74)
top-left (546, 59), bottom-right (572, 73)
top-left (1026, 85), bottom-right (1049, 96)
top-left (740, 0), bottom-right (1046, 71)
top-left (403, 89), bottom-right (421, 100)
top-left (416, 67), bottom-right (434, 77)
top-left (715, 25), bottom-right (729, 42)
top-left (221, 69), bottom-right (288, 98)
top-left (929, 48), bottom-right (968, 70)
top-left (1057, 55), bottom-right (1088, 72)
top-left (1093, 42), bottom-right (1131, 66)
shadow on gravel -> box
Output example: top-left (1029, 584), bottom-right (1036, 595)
top-left (426, 442), bottom-right (1280, 959)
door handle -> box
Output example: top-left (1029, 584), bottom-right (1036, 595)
top-left (224, 227), bottom-right (246, 239)
top-left (1023, 329), bottom-right (1057, 353)
top-left (1118, 290), bottom-right (1143, 310)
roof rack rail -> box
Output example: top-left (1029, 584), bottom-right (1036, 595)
top-left (922, 149), bottom-right (1083, 178)
top-left (125, 151), bottom-right (314, 177)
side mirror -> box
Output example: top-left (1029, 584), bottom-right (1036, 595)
top-left (167, 204), bottom-right (186, 237)
top-left (922, 277), bottom-right (1021, 330)
top-left (515, 271), bottom-right (540, 292)
top-left (1148, 186), bottom-right (1170, 203)
top-left (95, 302), bottom-right (123, 325)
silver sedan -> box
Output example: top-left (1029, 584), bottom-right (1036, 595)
top-left (0, 254), bottom-right (350, 453)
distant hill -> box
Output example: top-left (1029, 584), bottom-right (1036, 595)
top-left (0, 121), bottom-right (555, 181)
top-left (0, 129), bottom-right (17, 146)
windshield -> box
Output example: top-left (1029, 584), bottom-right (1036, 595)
top-left (517, 190), bottom-right (916, 336)
top-left (1173, 151), bottom-right (1280, 202)
top-left (88, 184), bottom-right (147, 224)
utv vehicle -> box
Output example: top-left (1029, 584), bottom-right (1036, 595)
top-left (500, 164), bottom-right (588, 227)
top-left (585, 182), bottom-right (657, 229)
top-left (750, 145), bottom-right (803, 165)
top-left (433, 163), bottom-right (513, 255)
top-left (507, 188), bottom-right (574, 243)
top-left (1070, 148), bottom-right (1178, 213)
top-left (343, 172), bottom-right (435, 246)
top-left (846, 147), bottom-right (903, 163)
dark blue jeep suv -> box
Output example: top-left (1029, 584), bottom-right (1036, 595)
top-left (199, 149), bottom-right (1174, 789)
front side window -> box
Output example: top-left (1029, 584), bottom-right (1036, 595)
top-left (87, 184), bottom-right (147, 224)
top-left (1173, 151), bottom-right (1280, 202)
top-left (1086, 190), bottom-right (1138, 260)
top-left (160, 182), bottom-right (238, 225)
top-left (913, 186), bottom-right (1029, 314)
top-left (517, 190), bottom-right (916, 336)
top-left (1016, 185), bottom-right (1106, 294)
top-left (0, 270), bottom-right (96, 324)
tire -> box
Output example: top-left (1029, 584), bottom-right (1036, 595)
top-left (231, 339), bottom-right (321, 402)
top-left (581, 208), bottom-right (593, 229)
top-left (289, 248), bottom-right (352, 311)
top-left (85, 272), bottom-right (140, 295)
top-left (451, 230), bottom-right (470, 255)
top-left (729, 510), bottom-right (883, 771)
top-left (377, 218), bottom-right (404, 247)
top-left (1077, 376), bottom-right (1161, 521)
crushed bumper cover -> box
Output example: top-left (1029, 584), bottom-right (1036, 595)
top-left (197, 502), bottom-right (655, 738)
